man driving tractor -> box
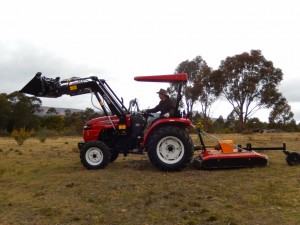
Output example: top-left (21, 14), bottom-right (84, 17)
top-left (146, 88), bottom-right (176, 118)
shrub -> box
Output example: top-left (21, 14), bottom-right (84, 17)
top-left (0, 129), bottom-right (10, 137)
top-left (195, 120), bottom-right (203, 130)
top-left (36, 128), bottom-right (51, 143)
top-left (11, 127), bottom-right (34, 145)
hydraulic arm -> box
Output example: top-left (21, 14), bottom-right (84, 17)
top-left (20, 72), bottom-right (128, 119)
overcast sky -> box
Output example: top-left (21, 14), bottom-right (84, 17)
top-left (1, 0), bottom-right (300, 122)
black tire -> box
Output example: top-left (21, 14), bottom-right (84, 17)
top-left (146, 126), bottom-right (194, 171)
top-left (286, 152), bottom-right (300, 166)
top-left (109, 149), bottom-right (119, 162)
top-left (80, 141), bottom-right (110, 169)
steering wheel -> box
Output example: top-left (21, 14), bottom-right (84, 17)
top-left (128, 98), bottom-right (140, 114)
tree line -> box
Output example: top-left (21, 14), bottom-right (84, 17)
top-left (0, 91), bottom-right (102, 136)
top-left (0, 49), bottom-right (299, 135)
top-left (170, 49), bottom-right (298, 132)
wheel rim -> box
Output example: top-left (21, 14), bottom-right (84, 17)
top-left (156, 136), bottom-right (184, 164)
top-left (85, 147), bottom-right (104, 166)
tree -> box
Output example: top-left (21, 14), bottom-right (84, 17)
top-left (41, 115), bottom-right (65, 132)
top-left (269, 95), bottom-right (294, 129)
top-left (193, 59), bottom-right (220, 129)
top-left (246, 117), bottom-right (266, 132)
top-left (216, 49), bottom-right (286, 131)
top-left (174, 56), bottom-right (219, 124)
top-left (0, 93), bottom-right (12, 131)
top-left (63, 111), bottom-right (83, 134)
top-left (46, 107), bottom-right (59, 116)
top-left (64, 109), bottom-right (73, 127)
top-left (6, 92), bottom-right (42, 132)
top-left (211, 115), bottom-right (225, 133)
top-left (225, 110), bottom-right (238, 132)
top-left (80, 108), bottom-right (101, 122)
top-left (172, 59), bottom-right (197, 114)
top-left (63, 108), bottom-right (102, 135)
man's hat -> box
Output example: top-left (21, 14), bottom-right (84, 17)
top-left (157, 88), bottom-right (168, 96)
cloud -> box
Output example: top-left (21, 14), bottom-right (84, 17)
top-left (0, 41), bottom-right (110, 93)
top-left (0, 41), bottom-right (115, 109)
top-left (1, 40), bottom-right (300, 123)
top-left (0, 41), bottom-right (165, 111)
top-left (279, 79), bottom-right (300, 103)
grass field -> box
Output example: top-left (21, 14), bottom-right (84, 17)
top-left (0, 133), bottom-right (299, 225)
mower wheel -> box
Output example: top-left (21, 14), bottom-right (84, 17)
top-left (286, 152), bottom-right (300, 166)
top-left (80, 141), bottom-right (110, 169)
top-left (146, 126), bottom-right (194, 171)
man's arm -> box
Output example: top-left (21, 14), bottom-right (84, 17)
top-left (146, 102), bottom-right (162, 113)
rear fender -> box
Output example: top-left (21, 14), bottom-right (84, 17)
top-left (141, 118), bottom-right (194, 147)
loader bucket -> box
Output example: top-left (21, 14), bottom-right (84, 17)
top-left (20, 72), bottom-right (62, 98)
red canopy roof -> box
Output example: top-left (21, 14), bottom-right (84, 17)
top-left (134, 73), bottom-right (188, 83)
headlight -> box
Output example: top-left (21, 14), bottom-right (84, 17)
top-left (83, 124), bottom-right (92, 130)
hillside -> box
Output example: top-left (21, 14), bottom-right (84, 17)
top-left (37, 106), bottom-right (84, 116)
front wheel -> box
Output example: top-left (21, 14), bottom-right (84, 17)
top-left (80, 141), bottom-right (110, 169)
top-left (109, 149), bottom-right (119, 162)
top-left (146, 126), bottom-right (194, 171)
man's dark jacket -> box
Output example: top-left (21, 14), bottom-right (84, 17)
top-left (146, 97), bottom-right (176, 117)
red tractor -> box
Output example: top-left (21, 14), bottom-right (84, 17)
top-left (21, 72), bottom-right (300, 171)
top-left (20, 72), bottom-right (195, 171)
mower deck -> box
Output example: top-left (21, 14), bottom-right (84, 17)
top-left (194, 130), bottom-right (270, 169)
top-left (194, 149), bottom-right (268, 169)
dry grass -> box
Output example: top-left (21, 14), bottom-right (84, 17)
top-left (0, 133), bottom-right (299, 225)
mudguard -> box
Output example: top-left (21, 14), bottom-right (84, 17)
top-left (141, 117), bottom-right (193, 147)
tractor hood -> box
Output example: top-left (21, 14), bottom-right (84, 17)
top-left (85, 115), bottom-right (120, 127)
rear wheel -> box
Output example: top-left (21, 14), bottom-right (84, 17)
top-left (146, 126), bottom-right (194, 171)
top-left (80, 141), bottom-right (110, 169)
